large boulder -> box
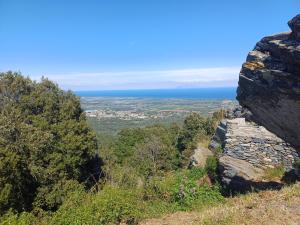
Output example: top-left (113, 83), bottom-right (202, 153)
top-left (237, 14), bottom-right (300, 149)
top-left (188, 146), bottom-right (214, 168)
top-left (219, 156), bottom-right (264, 182)
top-left (219, 156), bottom-right (283, 192)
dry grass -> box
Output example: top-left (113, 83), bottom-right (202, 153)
top-left (140, 182), bottom-right (300, 225)
top-left (262, 165), bottom-right (285, 181)
top-left (197, 137), bottom-right (211, 148)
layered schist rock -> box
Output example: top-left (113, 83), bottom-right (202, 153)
top-left (212, 117), bottom-right (299, 191)
top-left (222, 118), bottom-right (298, 170)
top-left (212, 15), bottom-right (300, 191)
top-left (237, 14), bottom-right (300, 149)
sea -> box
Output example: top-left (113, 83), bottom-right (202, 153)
top-left (75, 87), bottom-right (237, 100)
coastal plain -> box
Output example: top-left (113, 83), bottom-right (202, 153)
top-left (81, 97), bottom-right (237, 135)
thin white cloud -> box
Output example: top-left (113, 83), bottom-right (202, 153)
top-left (30, 66), bottom-right (240, 90)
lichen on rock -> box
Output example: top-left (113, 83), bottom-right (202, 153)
top-left (212, 14), bottom-right (300, 192)
top-left (237, 14), bottom-right (300, 149)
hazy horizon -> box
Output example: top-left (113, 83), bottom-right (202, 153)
top-left (31, 67), bottom-right (240, 91)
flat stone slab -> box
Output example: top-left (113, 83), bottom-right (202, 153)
top-left (226, 118), bottom-right (281, 141)
top-left (219, 155), bottom-right (284, 193)
top-left (219, 155), bottom-right (264, 181)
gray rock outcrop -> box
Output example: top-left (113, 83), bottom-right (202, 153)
top-left (219, 155), bottom-right (284, 192)
top-left (215, 15), bottom-right (300, 191)
top-left (237, 14), bottom-right (300, 149)
top-left (215, 117), bottom-right (299, 191)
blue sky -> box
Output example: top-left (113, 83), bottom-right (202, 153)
top-left (0, 0), bottom-right (299, 90)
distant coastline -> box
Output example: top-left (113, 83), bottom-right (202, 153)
top-left (75, 87), bottom-right (237, 100)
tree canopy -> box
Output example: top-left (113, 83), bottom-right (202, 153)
top-left (0, 71), bottom-right (100, 213)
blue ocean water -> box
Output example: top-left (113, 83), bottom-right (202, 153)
top-left (75, 87), bottom-right (237, 100)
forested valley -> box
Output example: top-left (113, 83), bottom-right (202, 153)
top-left (0, 71), bottom-right (226, 224)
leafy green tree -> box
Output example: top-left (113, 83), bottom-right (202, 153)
top-left (0, 107), bottom-right (37, 213)
top-left (103, 124), bottom-right (180, 183)
top-left (176, 111), bottom-right (225, 154)
top-left (177, 113), bottom-right (207, 153)
top-left (176, 112), bottom-right (225, 165)
top-left (134, 135), bottom-right (179, 178)
top-left (113, 128), bottom-right (146, 164)
top-left (0, 71), bottom-right (100, 213)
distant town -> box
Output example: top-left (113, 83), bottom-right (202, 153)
top-left (81, 97), bottom-right (237, 134)
top-left (85, 109), bottom-right (192, 120)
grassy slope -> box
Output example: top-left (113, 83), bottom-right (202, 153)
top-left (140, 182), bottom-right (300, 225)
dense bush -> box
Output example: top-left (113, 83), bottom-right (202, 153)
top-left (0, 72), bottom-right (100, 213)
top-left (143, 168), bottom-right (224, 209)
top-left (0, 168), bottom-right (224, 225)
top-left (0, 210), bottom-right (40, 225)
top-left (101, 124), bottom-right (181, 185)
top-left (50, 186), bottom-right (143, 225)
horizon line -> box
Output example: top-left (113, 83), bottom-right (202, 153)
top-left (74, 86), bottom-right (238, 92)
top-left (29, 66), bottom-right (240, 91)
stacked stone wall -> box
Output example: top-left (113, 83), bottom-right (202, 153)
top-left (223, 118), bottom-right (299, 170)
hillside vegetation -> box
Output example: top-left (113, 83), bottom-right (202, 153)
top-left (2, 72), bottom-right (297, 225)
top-left (141, 182), bottom-right (300, 225)
top-left (0, 72), bottom-right (226, 224)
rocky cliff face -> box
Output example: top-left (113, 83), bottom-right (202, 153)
top-left (237, 14), bottom-right (300, 149)
top-left (212, 15), bottom-right (300, 191)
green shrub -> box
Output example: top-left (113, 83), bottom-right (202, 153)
top-left (187, 167), bottom-right (207, 181)
top-left (177, 113), bottom-right (207, 153)
top-left (143, 168), bottom-right (223, 210)
top-left (205, 156), bottom-right (219, 177)
top-left (103, 164), bottom-right (142, 189)
top-left (170, 171), bottom-right (223, 209)
top-left (263, 165), bottom-right (285, 180)
top-left (0, 169), bottom-right (224, 224)
top-left (176, 112), bottom-right (223, 166)
top-left (214, 144), bottom-right (223, 157)
top-left (51, 186), bottom-right (143, 225)
top-left (0, 210), bottom-right (39, 225)
top-left (33, 180), bottom-right (85, 211)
